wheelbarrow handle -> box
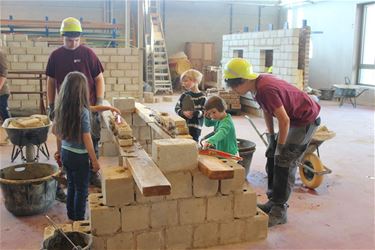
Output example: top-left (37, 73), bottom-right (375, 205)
top-left (244, 115), bottom-right (268, 146)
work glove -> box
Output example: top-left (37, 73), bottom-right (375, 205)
top-left (47, 103), bottom-right (55, 121)
top-left (265, 133), bottom-right (277, 158)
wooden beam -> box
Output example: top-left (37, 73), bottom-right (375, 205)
top-left (126, 148), bottom-right (171, 196)
top-left (198, 155), bottom-right (234, 180)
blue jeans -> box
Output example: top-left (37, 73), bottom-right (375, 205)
top-left (61, 148), bottom-right (90, 221)
top-left (0, 94), bottom-right (10, 121)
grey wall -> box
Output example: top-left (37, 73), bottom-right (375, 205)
top-left (163, 1), bottom-right (282, 64)
top-left (288, 1), bottom-right (374, 106)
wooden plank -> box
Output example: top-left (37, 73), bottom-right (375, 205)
top-left (148, 122), bottom-right (172, 139)
top-left (198, 155), bottom-right (234, 180)
top-left (135, 102), bottom-right (155, 123)
top-left (126, 148), bottom-right (171, 196)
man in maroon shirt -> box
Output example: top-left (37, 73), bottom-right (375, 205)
top-left (224, 58), bottom-right (321, 227)
top-left (46, 17), bottom-right (105, 195)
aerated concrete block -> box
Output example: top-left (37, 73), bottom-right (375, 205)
top-left (220, 161), bottom-right (245, 195)
top-left (100, 166), bottom-right (134, 206)
top-left (89, 202), bottom-right (121, 236)
top-left (121, 204), bottom-right (150, 232)
top-left (179, 198), bottom-right (206, 225)
top-left (219, 219), bottom-right (245, 245)
top-left (207, 195), bottom-right (233, 222)
top-left (193, 222), bottom-right (219, 248)
top-left (192, 168), bottom-right (218, 197)
top-left (151, 200), bottom-right (178, 228)
top-left (152, 139), bottom-right (198, 172)
top-left (107, 232), bottom-right (134, 250)
top-left (233, 184), bottom-right (257, 218)
top-left (165, 225), bottom-right (193, 249)
top-left (243, 208), bottom-right (269, 242)
top-left (136, 230), bottom-right (163, 250)
top-left (165, 171), bottom-right (192, 200)
top-left (112, 97), bottom-right (135, 113)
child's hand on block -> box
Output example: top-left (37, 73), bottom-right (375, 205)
top-left (110, 107), bottom-right (121, 115)
top-left (202, 141), bottom-right (212, 150)
top-left (183, 111), bottom-right (193, 119)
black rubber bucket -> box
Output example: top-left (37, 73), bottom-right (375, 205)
top-left (0, 163), bottom-right (59, 216)
top-left (237, 139), bottom-right (256, 176)
top-left (42, 231), bottom-right (92, 250)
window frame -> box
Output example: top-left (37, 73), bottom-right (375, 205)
top-left (357, 2), bottom-right (375, 86)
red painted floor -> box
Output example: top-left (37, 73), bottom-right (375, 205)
top-left (0, 99), bottom-right (374, 249)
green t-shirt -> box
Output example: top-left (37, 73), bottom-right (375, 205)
top-left (204, 114), bottom-right (238, 155)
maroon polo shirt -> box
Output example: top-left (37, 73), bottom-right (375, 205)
top-left (255, 74), bottom-right (320, 126)
top-left (46, 45), bottom-right (104, 105)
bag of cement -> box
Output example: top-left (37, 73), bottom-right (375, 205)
top-left (31, 114), bottom-right (50, 125)
top-left (17, 117), bottom-right (45, 128)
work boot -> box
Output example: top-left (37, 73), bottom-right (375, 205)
top-left (55, 187), bottom-right (67, 203)
top-left (257, 200), bottom-right (274, 214)
top-left (90, 171), bottom-right (102, 188)
top-left (268, 204), bottom-right (288, 227)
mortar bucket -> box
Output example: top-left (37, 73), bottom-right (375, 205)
top-left (0, 163), bottom-right (59, 216)
top-left (42, 231), bottom-right (92, 250)
top-left (237, 139), bottom-right (256, 177)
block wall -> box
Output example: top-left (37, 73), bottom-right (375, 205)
top-left (222, 28), bottom-right (310, 89)
top-left (0, 34), bottom-right (143, 112)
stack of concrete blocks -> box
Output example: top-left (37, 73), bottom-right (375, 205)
top-left (143, 92), bottom-right (154, 103)
top-left (222, 28), bottom-right (308, 88)
top-left (298, 26), bottom-right (311, 89)
top-left (88, 137), bottom-right (268, 249)
top-left (216, 90), bottom-right (241, 111)
top-left (1, 34), bottom-right (143, 112)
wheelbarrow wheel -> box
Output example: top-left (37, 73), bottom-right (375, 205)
top-left (299, 153), bottom-right (324, 189)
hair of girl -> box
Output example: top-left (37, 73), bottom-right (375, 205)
top-left (54, 71), bottom-right (90, 142)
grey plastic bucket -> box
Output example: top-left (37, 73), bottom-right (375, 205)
top-left (0, 163), bottom-right (59, 216)
top-left (237, 139), bottom-right (256, 176)
top-left (42, 231), bottom-right (92, 250)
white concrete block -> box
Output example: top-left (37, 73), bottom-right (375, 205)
top-left (89, 202), bottom-right (121, 236)
top-left (207, 195), bottom-right (233, 222)
top-left (136, 230), bottom-right (163, 250)
top-left (152, 139), bottom-right (198, 173)
top-left (220, 161), bottom-right (245, 195)
top-left (234, 183), bottom-right (257, 218)
top-left (101, 166), bottom-right (134, 206)
top-left (151, 200), bottom-right (178, 228)
top-left (166, 225), bottom-right (193, 249)
top-left (165, 171), bottom-right (192, 200)
top-left (179, 198), bottom-right (206, 225)
top-left (193, 222), bottom-right (219, 248)
top-left (107, 232), bottom-right (133, 250)
top-left (121, 204), bottom-right (150, 232)
top-left (192, 169), bottom-right (218, 197)
top-left (219, 219), bottom-right (245, 245)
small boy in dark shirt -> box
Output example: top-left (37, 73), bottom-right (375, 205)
top-left (175, 69), bottom-right (206, 141)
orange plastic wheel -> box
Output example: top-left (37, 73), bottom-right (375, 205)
top-left (299, 153), bottom-right (324, 189)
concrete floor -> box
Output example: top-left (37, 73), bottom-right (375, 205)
top-left (0, 99), bottom-right (374, 249)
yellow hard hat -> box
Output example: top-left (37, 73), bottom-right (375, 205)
top-left (223, 58), bottom-right (259, 80)
top-left (60, 17), bottom-right (82, 36)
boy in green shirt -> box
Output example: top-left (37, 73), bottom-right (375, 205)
top-left (202, 95), bottom-right (238, 155)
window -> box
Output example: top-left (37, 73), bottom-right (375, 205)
top-left (233, 49), bottom-right (243, 58)
top-left (358, 3), bottom-right (375, 86)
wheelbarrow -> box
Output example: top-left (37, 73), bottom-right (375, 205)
top-left (2, 117), bottom-right (51, 162)
top-left (245, 115), bottom-right (335, 189)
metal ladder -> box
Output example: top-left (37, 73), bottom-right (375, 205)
top-left (146, 10), bottom-right (172, 94)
